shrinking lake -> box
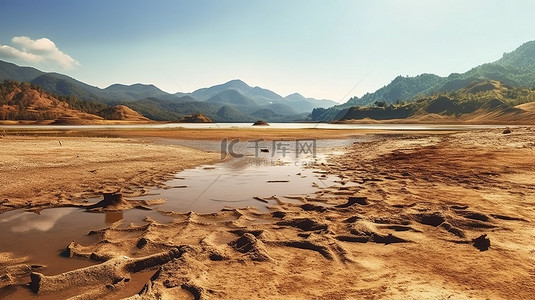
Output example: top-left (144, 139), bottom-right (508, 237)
top-left (0, 123), bottom-right (514, 131)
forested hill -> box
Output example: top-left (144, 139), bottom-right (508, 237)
top-left (337, 80), bottom-right (535, 124)
top-left (0, 60), bottom-right (337, 122)
top-left (312, 40), bottom-right (535, 121)
top-left (0, 80), bottom-right (148, 123)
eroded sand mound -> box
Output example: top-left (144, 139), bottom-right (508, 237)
top-left (177, 113), bottom-right (213, 123)
top-left (99, 105), bottom-right (149, 121)
top-left (0, 253), bottom-right (43, 289)
top-left (2, 129), bottom-right (535, 299)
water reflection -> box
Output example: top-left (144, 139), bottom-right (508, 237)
top-left (0, 208), bottom-right (74, 232)
top-left (105, 211), bottom-right (124, 224)
top-left (130, 151), bottom-right (338, 213)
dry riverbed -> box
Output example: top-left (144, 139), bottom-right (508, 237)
top-left (1, 128), bottom-right (535, 299)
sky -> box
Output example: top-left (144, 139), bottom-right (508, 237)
top-left (1, 0), bottom-right (534, 102)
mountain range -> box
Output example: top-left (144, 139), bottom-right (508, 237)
top-left (0, 60), bottom-right (337, 122)
top-left (0, 80), bottom-right (148, 124)
top-left (313, 40), bottom-right (535, 121)
top-left (2, 40), bottom-right (535, 123)
top-left (335, 79), bottom-right (535, 124)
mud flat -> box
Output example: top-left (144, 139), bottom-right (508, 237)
top-left (0, 135), bottom-right (221, 211)
top-left (1, 127), bottom-right (535, 299)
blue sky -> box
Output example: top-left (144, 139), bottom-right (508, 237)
top-left (1, 0), bottom-right (534, 102)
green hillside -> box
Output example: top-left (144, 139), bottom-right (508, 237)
top-left (338, 80), bottom-right (535, 123)
top-left (313, 41), bottom-right (535, 121)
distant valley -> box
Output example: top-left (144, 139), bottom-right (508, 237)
top-left (1, 40), bottom-right (535, 124)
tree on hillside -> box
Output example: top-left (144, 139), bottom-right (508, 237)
top-left (374, 101), bottom-right (386, 107)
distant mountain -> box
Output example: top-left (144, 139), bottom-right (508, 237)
top-left (337, 79), bottom-right (535, 124)
top-left (192, 79), bottom-right (337, 113)
top-left (265, 102), bottom-right (297, 115)
top-left (313, 40), bottom-right (535, 121)
top-left (0, 80), bottom-right (149, 124)
top-left (251, 108), bottom-right (283, 120)
top-left (285, 93), bottom-right (338, 112)
top-left (206, 89), bottom-right (259, 107)
top-left (215, 105), bottom-right (253, 122)
top-left (191, 79), bottom-right (251, 100)
top-left (496, 41), bottom-right (535, 71)
top-left (0, 61), bottom-right (187, 104)
top-left (0, 60), bottom-right (44, 82)
top-left (103, 83), bottom-right (168, 101)
top-left (123, 97), bottom-right (221, 121)
top-left (31, 74), bottom-right (101, 102)
top-left (343, 73), bottom-right (445, 107)
top-left (0, 60), bottom-right (336, 122)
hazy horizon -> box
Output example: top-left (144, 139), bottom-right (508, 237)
top-left (1, 0), bottom-right (535, 102)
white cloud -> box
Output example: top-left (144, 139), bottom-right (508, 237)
top-left (0, 36), bottom-right (80, 70)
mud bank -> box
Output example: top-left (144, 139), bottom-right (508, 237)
top-left (2, 128), bottom-right (535, 299)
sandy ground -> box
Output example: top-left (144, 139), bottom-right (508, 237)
top-left (1, 128), bottom-right (535, 299)
top-left (1, 127), bottom-right (388, 141)
top-left (94, 128), bottom-right (382, 140)
top-left (0, 135), bottom-right (220, 212)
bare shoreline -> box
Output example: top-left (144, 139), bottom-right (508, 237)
top-left (1, 127), bottom-right (535, 299)
top-left (0, 135), bottom-right (221, 213)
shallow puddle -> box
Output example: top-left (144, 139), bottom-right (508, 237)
top-left (0, 208), bottom-right (171, 274)
top-left (127, 138), bottom-right (368, 213)
top-left (0, 138), bottom-right (359, 298)
top-left (0, 207), bottom-right (171, 298)
top-left (134, 156), bottom-right (337, 213)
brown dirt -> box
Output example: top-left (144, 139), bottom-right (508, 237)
top-left (337, 109), bottom-right (535, 125)
top-left (2, 128), bottom-right (535, 299)
top-left (83, 127), bottom-right (427, 141)
top-left (0, 135), bottom-right (220, 212)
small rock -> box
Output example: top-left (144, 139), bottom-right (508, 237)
top-left (272, 211), bottom-right (286, 218)
top-left (136, 237), bottom-right (149, 249)
top-left (502, 128), bottom-right (512, 134)
top-left (472, 234), bottom-right (490, 251)
top-left (209, 252), bottom-right (225, 261)
top-left (252, 120), bottom-right (269, 126)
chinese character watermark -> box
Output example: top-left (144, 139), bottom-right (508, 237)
top-left (220, 138), bottom-right (243, 160)
top-left (296, 139), bottom-right (316, 158)
top-left (220, 138), bottom-right (317, 163)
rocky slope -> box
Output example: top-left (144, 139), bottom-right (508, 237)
top-left (0, 81), bottom-right (151, 124)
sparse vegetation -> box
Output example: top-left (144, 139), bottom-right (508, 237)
top-left (0, 80), bottom-right (147, 121)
